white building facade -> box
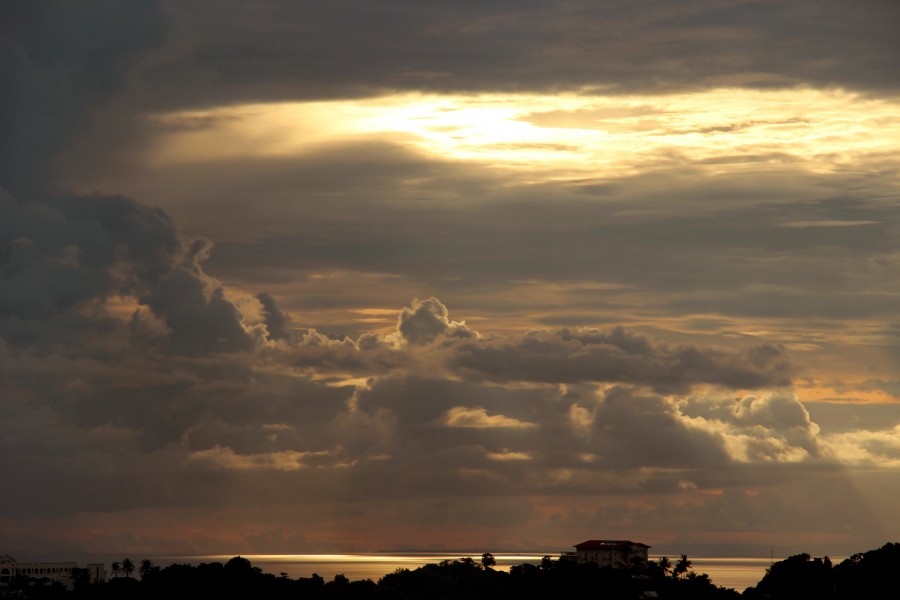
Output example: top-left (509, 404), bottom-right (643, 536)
top-left (0, 555), bottom-right (106, 589)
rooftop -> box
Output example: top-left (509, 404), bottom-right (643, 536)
top-left (574, 540), bottom-right (651, 550)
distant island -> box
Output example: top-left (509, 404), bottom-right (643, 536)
top-left (2, 542), bottom-right (899, 599)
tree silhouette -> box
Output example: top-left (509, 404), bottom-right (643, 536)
top-left (139, 559), bottom-right (155, 579)
top-left (481, 552), bottom-right (496, 570)
top-left (71, 567), bottom-right (91, 589)
top-left (122, 558), bottom-right (135, 578)
top-left (744, 552), bottom-right (834, 599)
top-left (673, 554), bottom-right (692, 579)
top-left (657, 556), bottom-right (672, 577)
top-left (110, 561), bottom-right (120, 578)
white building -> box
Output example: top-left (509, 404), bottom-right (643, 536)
top-left (0, 555), bottom-right (14, 587)
top-left (0, 555), bottom-right (106, 589)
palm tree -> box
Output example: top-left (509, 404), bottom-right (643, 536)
top-left (139, 559), bottom-right (154, 580)
top-left (657, 556), bottom-right (672, 577)
top-left (673, 554), bottom-right (692, 579)
top-left (110, 562), bottom-right (120, 578)
top-left (122, 558), bottom-right (135, 578)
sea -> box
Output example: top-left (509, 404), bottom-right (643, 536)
top-left (135, 553), bottom-right (774, 591)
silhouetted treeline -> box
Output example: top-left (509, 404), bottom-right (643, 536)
top-left (743, 542), bottom-right (900, 600)
top-left (13, 554), bottom-right (735, 600)
top-left (13, 544), bottom-right (900, 599)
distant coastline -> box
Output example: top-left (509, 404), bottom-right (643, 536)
top-left (6, 544), bottom-right (900, 598)
top-left (5, 552), bottom-right (772, 591)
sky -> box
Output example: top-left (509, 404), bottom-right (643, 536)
top-left (2, 0), bottom-right (900, 560)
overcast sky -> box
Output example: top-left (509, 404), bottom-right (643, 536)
top-left (3, 0), bottom-right (900, 560)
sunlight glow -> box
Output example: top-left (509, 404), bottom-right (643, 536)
top-left (149, 89), bottom-right (900, 183)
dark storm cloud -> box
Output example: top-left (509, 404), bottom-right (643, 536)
top-left (0, 183), bottom-right (260, 357)
top-left (0, 189), bottom-right (110, 323)
top-left (0, 188), bottom-right (177, 339)
top-left (129, 0), bottom-right (900, 110)
top-left (257, 291), bottom-right (292, 341)
top-left (260, 297), bottom-right (795, 393)
top-left (452, 327), bottom-right (793, 393)
top-left (1, 1), bottom-right (170, 334)
top-left (6, 0), bottom-right (899, 555)
top-left (283, 374), bottom-right (835, 504)
top-left (1, 285), bottom-right (803, 514)
top-left (0, 344), bottom-right (356, 514)
top-left (140, 265), bottom-right (255, 355)
top-left (0, 0), bottom-right (167, 193)
top-left (586, 386), bottom-right (732, 468)
top-left (200, 157), bottom-right (900, 329)
top-left (0, 2), bottom-right (272, 358)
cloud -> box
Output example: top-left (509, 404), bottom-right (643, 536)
top-left (777, 220), bottom-right (881, 228)
top-left (259, 297), bottom-right (795, 396)
top-left (398, 296), bottom-right (475, 345)
top-left (679, 391), bottom-right (823, 462)
top-left (139, 257), bottom-right (255, 355)
top-left (1, 2), bottom-right (260, 359)
top-left (0, 185), bottom-right (258, 357)
top-left (855, 379), bottom-right (900, 398)
top-left (257, 291), bottom-right (292, 341)
top-left (452, 327), bottom-right (793, 392)
top-left (0, 0), bottom-right (168, 193)
top-left (5, 0), bottom-right (900, 557)
top-left (126, 0), bottom-right (900, 113)
top-left (584, 386), bottom-right (733, 469)
top-left (442, 407), bottom-right (537, 429)
top-left (188, 445), bottom-right (348, 471)
top-left (486, 449), bottom-right (534, 461)
top-left (820, 426), bottom-right (900, 468)
top-left (0, 188), bottom-right (178, 323)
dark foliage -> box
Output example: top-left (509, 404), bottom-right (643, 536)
top-left (49, 553), bottom-right (737, 600)
top-left (742, 542), bottom-right (900, 600)
top-left (33, 544), bottom-right (900, 600)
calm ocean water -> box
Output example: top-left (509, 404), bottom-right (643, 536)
top-left (147, 553), bottom-right (773, 591)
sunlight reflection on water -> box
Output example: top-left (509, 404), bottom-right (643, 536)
top-left (155, 553), bottom-right (773, 591)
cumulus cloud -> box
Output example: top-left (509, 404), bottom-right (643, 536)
top-left (820, 426), bottom-right (900, 467)
top-left (585, 386), bottom-right (733, 469)
top-left (257, 291), bottom-right (292, 341)
top-left (140, 259), bottom-right (255, 355)
top-left (0, 186), bottom-right (258, 357)
top-left (398, 296), bottom-right (475, 345)
top-left (679, 391), bottom-right (823, 462)
top-left (0, 188), bottom-right (177, 324)
top-left (1, 1), bottom-right (260, 358)
top-left (452, 326), bottom-right (793, 392)
top-left (262, 298), bottom-right (795, 396)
